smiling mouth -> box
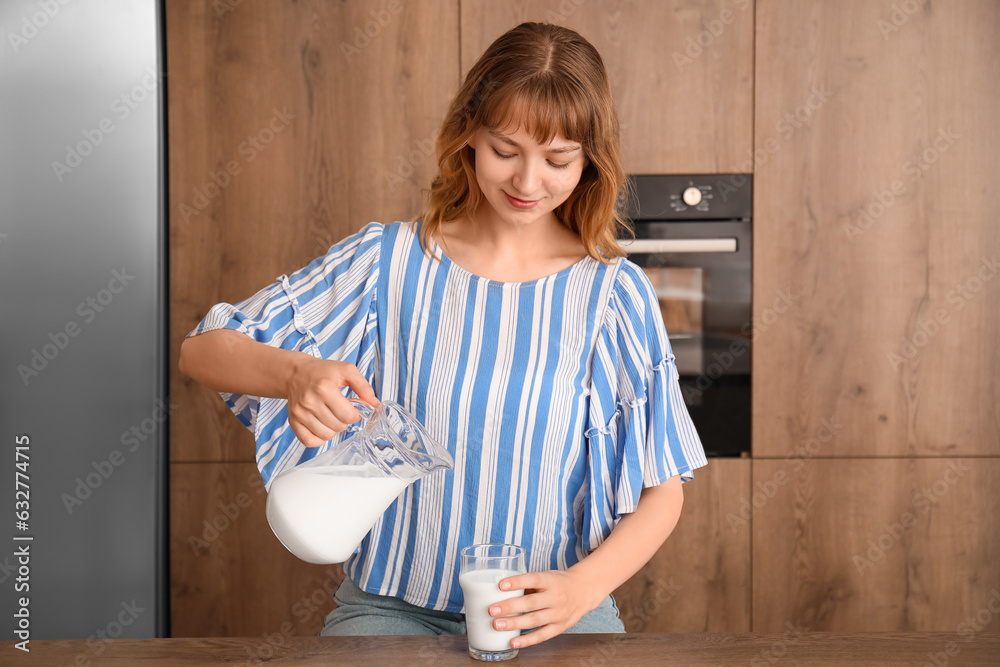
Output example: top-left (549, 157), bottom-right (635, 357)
top-left (503, 191), bottom-right (540, 209)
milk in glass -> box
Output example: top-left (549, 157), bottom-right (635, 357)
top-left (459, 568), bottom-right (523, 652)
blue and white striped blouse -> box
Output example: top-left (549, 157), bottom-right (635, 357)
top-left (189, 220), bottom-right (707, 612)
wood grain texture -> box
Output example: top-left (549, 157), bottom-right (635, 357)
top-left (170, 462), bottom-right (345, 637)
top-left (753, 0), bottom-right (1000, 457)
top-left (167, 0), bottom-right (459, 638)
top-left (613, 458), bottom-right (751, 632)
top-left (752, 458), bottom-right (1000, 632)
top-left (9, 633), bottom-right (1000, 666)
top-left (168, 0), bottom-right (459, 463)
top-left (460, 0), bottom-right (754, 174)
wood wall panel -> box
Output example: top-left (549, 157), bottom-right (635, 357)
top-left (167, 0), bottom-right (459, 638)
top-left (168, 0), bottom-right (459, 463)
top-left (460, 0), bottom-right (754, 174)
top-left (752, 458), bottom-right (1000, 632)
top-left (753, 0), bottom-right (1000, 458)
top-left (613, 458), bottom-right (751, 632)
top-left (170, 462), bottom-right (346, 637)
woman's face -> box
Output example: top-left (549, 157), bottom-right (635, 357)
top-left (468, 122), bottom-right (587, 230)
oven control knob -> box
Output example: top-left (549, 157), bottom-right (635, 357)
top-left (682, 187), bottom-right (702, 207)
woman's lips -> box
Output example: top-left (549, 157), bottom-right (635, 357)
top-left (504, 191), bottom-right (539, 209)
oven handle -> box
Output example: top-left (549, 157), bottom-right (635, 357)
top-left (619, 238), bottom-right (738, 254)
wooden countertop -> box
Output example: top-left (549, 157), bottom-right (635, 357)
top-left (4, 632), bottom-right (1000, 665)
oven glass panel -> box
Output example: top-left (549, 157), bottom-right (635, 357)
top-left (645, 267), bottom-right (703, 375)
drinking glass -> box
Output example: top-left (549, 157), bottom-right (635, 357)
top-left (459, 544), bottom-right (526, 661)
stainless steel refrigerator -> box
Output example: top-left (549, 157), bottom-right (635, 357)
top-left (1, 0), bottom-right (167, 641)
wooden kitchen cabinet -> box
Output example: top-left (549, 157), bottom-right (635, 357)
top-left (170, 461), bottom-right (345, 637)
top-left (752, 0), bottom-right (1000, 458)
top-left (751, 0), bottom-right (1000, 635)
top-left (460, 0), bottom-right (754, 174)
top-left (167, 0), bottom-right (458, 463)
top-left (613, 457), bottom-right (751, 632)
top-left (167, 0), bottom-right (459, 637)
top-left (752, 457), bottom-right (1000, 632)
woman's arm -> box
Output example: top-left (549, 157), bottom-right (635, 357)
top-left (489, 475), bottom-right (684, 648)
top-left (180, 329), bottom-right (305, 398)
top-left (567, 474), bottom-right (684, 600)
top-left (179, 329), bottom-right (379, 446)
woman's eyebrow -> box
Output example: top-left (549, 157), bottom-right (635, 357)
top-left (488, 129), bottom-right (582, 154)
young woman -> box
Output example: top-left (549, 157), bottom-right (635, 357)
top-left (179, 22), bottom-right (706, 649)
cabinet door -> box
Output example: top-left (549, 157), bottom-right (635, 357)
top-left (461, 0), bottom-right (754, 174)
top-left (614, 458), bottom-right (751, 632)
top-left (753, 0), bottom-right (1000, 458)
top-left (752, 458), bottom-right (1000, 632)
top-left (168, 0), bottom-right (459, 462)
top-left (171, 462), bottom-right (345, 637)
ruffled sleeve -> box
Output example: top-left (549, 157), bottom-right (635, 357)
top-left (582, 260), bottom-right (707, 550)
top-left (186, 222), bottom-right (383, 488)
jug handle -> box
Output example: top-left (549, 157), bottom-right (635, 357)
top-left (348, 397), bottom-right (379, 424)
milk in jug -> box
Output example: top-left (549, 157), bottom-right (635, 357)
top-left (265, 400), bottom-right (453, 564)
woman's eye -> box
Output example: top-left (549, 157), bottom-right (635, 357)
top-left (490, 146), bottom-right (570, 169)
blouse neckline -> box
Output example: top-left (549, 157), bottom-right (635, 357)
top-left (416, 222), bottom-right (599, 289)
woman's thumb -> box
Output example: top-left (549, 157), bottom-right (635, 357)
top-left (351, 376), bottom-right (379, 407)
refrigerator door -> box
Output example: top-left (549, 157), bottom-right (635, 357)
top-left (0, 0), bottom-right (166, 639)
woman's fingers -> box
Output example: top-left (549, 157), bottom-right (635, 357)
top-left (290, 414), bottom-right (334, 448)
top-left (487, 569), bottom-right (593, 646)
top-left (284, 358), bottom-right (380, 446)
top-left (489, 598), bottom-right (564, 648)
top-left (490, 589), bottom-right (555, 626)
top-left (289, 419), bottom-right (326, 448)
top-left (509, 624), bottom-right (560, 649)
top-left (291, 396), bottom-right (366, 447)
top-left (329, 397), bottom-right (365, 426)
top-left (492, 605), bottom-right (551, 629)
top-left (307, 363), bottom-right (377, 421)
top-left (499, 572), bottom-right (539, 592)
top-left (342, 364), bottom-right (380, 407)
top-left (289, 398), bottom-right (350, 447)
top-left (307, 408), bottom-right (348, 438)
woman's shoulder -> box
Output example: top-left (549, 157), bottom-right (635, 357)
top-left (293, 222), bottom-right (389, 280)
top-left (590, 256), bottom-right (674, 371)
top-left (604, 256), bottom-right (657, 309)
top-left (337, 219), bottom-right (416, 238)
top-left (321, 220), bottom-right (415, 257)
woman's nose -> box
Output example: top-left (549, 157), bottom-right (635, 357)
top-left (511, 159), bottom-right (540, 196)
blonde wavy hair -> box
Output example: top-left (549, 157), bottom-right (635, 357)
top-left (417, 22), bottom-right (630, 263)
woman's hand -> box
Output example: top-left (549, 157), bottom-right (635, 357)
top-left (488, 569), bottom-right (605, 649)
top-left (485, 478), bottom-right (686, 649)
top-left (285, 356), bottom-right (379, 447)
top-left (179, 329), bottom-right (379, 447)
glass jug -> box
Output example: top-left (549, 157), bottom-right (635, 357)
top-left (265, 399), bottom-right (453, 564)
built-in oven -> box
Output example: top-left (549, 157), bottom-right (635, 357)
top-left (620, 174), bottom-right (752, 457)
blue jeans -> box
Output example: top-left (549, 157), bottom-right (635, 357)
top-left (321, 575), bottom-right (626, 636)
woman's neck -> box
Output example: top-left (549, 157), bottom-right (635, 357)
top-left (434, 202), bottom-right (587, 282)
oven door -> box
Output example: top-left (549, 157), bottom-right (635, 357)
top-left (623, 221), bottom-right (752, 456)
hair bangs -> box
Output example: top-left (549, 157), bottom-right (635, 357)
top-left (480, 77), bottom-right (592, 147)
